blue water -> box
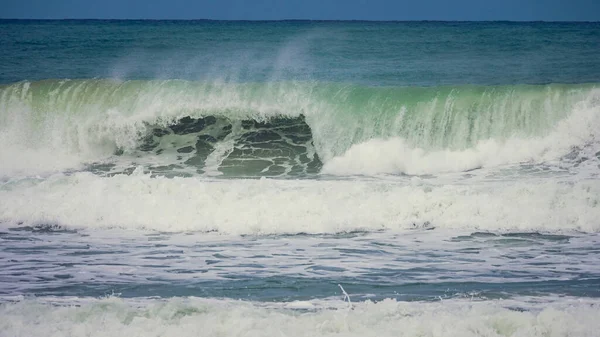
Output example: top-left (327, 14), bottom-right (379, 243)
top-left (2, 20), bottom-right (600, 86)
top-left (1, 20), bottom-right (600, 336)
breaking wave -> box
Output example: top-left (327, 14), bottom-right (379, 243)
top-left (1, 79), bottom-right (599, 177)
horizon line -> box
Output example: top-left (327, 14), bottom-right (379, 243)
top-left (0, 18), bottom-right (599, 23)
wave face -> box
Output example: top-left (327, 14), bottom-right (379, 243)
top-left (120, 115), bottom-right (322, 177)
top-left (1, 79), bottom-right (599, 177)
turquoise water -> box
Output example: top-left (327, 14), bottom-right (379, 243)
top-left (1, 20), bottom-right (600, 336)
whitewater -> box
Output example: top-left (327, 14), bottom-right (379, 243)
top-left (1, 20), bottom-right (600, 337)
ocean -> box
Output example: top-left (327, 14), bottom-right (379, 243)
top-left (1, 20), bottom-right (600, 336)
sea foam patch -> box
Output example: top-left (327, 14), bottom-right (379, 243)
top-left (1, 296), bottom-right (599, 337)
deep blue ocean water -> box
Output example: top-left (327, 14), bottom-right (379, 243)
top-left (1, 20), bottom-right (600, 336)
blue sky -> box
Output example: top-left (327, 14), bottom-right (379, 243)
top-left (1, 0), bottom-right (599, 21)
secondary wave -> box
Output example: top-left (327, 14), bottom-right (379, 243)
top-left (2, 172), bottom-right (599, 233)
top-left (0, 79), bottom-right (598, 176)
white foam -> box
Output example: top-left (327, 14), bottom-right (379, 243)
top-left (323, 92), bottom-right (600, 175)
top-left (1, 296), bottom-right (599, 337)
top-left (1, 172), bottom-right (599, 234)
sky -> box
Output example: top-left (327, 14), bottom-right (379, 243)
top-left (1, 0), bottom-right (599, 21)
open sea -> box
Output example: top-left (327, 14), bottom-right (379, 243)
top-left (1, 20), bottom-right (600, 336)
